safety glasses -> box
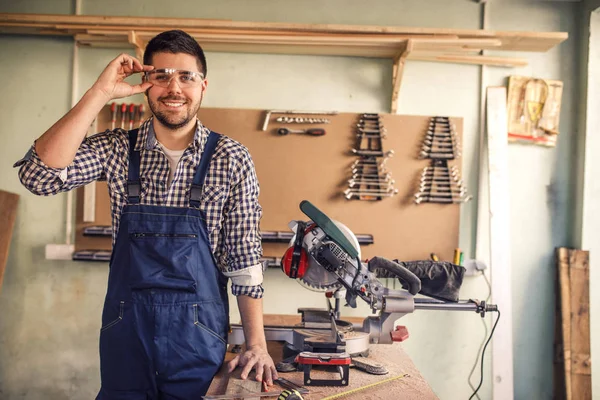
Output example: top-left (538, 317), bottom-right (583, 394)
top-left (144, 68), bottom-right (205, 88)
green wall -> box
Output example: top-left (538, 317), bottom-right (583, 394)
top-left (0, 1), bottom-right (587, 399)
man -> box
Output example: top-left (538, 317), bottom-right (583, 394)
top-left (15, 30), bottom-right (277, 399)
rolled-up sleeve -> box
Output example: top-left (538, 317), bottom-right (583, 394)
top-left (219, 149), bottom-right (264, 298)
top-left (14, 131), bottom-right (120, 196)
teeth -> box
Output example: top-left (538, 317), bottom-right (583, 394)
top-left (164, 102), bottom-right (184, 107)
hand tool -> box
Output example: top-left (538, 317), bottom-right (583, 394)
top-left (351, 175), bottom-right (391, 183)
top-left (351, 159), bottom-right (388, 168)
top-left (137, 103), bottom-right (145, 127)
top-left (357, 133), bottom-right (388, 139)
top-left (110, 102), bottom-right (117, 130)
top-left (360, 113), bottom-right (381, 120)
top-left (275, 116), bottom-right (330, 124)
top-left (349, 177), bottom-right (394, 184)
top-left (202, 391), bottom-right (282, 399)
top-left (419, 151), bottom-right (457, 160)
top-left (350, 149), bottom-right (393, 157)
top-left (277, 389), bottom-right (304, 400)
top-left (414, 194), bottom-right (473, 204)
top-left (276, 127), bottom-right (326, 136)
top-left (120, 103), bottom-right (127, 129)
top-left (273, 378), bottom-right (308, 395)
top-left (262, 110), bottom-right (338, 131)
top-left (348, 181), bottom-right (393, 188)
top-left (356, 127), bottom-right (386, 134)
top-left (344, 188), bottom-right (398, 200)
top-left (128, 104), bottom-right (136, 130)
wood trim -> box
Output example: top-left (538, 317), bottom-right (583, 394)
top-left (391, 40), bottom-right (412, 114)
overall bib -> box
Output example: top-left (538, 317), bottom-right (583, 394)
top-left (97, 130), bottom-right (229, 400)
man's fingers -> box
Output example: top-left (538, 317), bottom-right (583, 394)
top-left (131, 58), bottom-right (144, 71)
top-left (270, 365), bottom-right (279, 382)
top-left (227, 356), bottom-right (240, 373)
top-left (240, 360), bottom-right (254, 380)
top-left (262, 366), bottom-right (272, 386)
top-left (130, 82), bottom-right (153, 95)
top-left (254, 364), bottom-right (264, 383)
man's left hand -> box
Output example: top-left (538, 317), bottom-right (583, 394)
top-left (227, 344), bottom-right (279, 386)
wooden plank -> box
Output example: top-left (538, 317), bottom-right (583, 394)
top-left (0, 190), bottom-right (19, 291)
top-left (486, 87), bottom-right (514, 399)
top-left (557, 247), bottom-right (572, 400)
top-left (409, 54), bottom-right (528, 67)
top-left (0, 13), bottom-right (568, 53)
top-left (567, 249), bottom-right (592, 400)
top-left (225, 377), bottom-right (261, 400)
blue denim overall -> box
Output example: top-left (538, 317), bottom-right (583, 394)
top-left (97, 130), bottom-right (229, 400)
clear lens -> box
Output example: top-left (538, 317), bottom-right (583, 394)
top-left (145, 69), bottom-right (204, 88)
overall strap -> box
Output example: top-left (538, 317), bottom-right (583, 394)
top-left (189, 131), bottom-right (222, 208)
top-left (127, 129), bottom-right (141, 204)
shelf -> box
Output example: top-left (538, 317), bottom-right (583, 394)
top-left (0, 13), bottom-right (568, 112)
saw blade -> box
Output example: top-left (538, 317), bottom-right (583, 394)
top-left (297, 220), bottom-right (361, 291)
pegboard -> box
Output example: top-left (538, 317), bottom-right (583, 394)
top-left (75, 106), bottom-right (463, 262)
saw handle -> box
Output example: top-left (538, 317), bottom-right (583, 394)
top-left (368, 256), bottom-right (421, 295)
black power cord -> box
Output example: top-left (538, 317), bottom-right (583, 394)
top-left (469, 309), bottom-right (501, 400)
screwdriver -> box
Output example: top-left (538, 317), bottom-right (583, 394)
top-left (120, 103), bottom-right (127, 129)
top-left (129, 104), bottom-right (136, 130)
top-left (276, 127), bottom-right (326, 136)
top-left (110, 103), bottom-right (117, 130)
top-left (137, 103), bottom-right (145, 127)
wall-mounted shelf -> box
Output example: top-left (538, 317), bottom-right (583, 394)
top-left (0, 13), bottom-right (568, 112)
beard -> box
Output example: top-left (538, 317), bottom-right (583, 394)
top-left (148, 94), bottom-right (202, 130)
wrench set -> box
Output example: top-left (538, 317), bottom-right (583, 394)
top-left (344, 113), bottom-right (397, 201)
top-left (414, 117), bottom-right (471, 204)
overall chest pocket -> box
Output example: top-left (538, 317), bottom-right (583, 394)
top-left (129, 232), bottom-right (199, 292)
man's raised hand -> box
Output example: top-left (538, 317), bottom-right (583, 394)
top-left (92, 53), bottom-right (154, 101)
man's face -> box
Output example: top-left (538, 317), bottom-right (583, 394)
top-left (145, 52), bottom-right (207, 130)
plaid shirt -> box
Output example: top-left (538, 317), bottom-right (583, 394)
top-left (15, 117), bottom-right (264, 298)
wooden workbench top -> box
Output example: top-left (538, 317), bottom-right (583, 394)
top-left (206, 315), bottom-right (438, 400)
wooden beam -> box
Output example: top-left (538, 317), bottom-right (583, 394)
top-left (390, 40), bottom-right (412, 114)
top-left (127, 30), bottom-right (144, 60)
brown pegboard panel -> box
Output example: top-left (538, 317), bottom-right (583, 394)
top-left (76, 106), bottom-right (463, 263)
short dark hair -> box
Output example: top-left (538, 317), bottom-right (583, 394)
top-left (144, 30), bottom-right (207, 77)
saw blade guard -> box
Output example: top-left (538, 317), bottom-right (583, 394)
top-left (287, 219), bottom-right (361, 292)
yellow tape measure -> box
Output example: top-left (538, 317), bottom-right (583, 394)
top-left (277, 389), bottom-right (304, 400)
top-left (320, 373), bottom-right (410, 400)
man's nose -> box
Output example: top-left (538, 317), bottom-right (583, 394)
top-left (167, 76), bottom-right (182, 93)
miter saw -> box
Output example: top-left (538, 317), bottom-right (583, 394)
top-left (228, 200), bottom-right (498, 386)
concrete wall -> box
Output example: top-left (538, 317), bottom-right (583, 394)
top-left (0, 1), bottom-right (585, 399)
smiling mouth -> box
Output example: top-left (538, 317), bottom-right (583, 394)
top-left (162, 101), bottom-right (185, 107)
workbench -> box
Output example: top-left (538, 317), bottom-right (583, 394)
top-left (206, 315), bottom-right (439, 400)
